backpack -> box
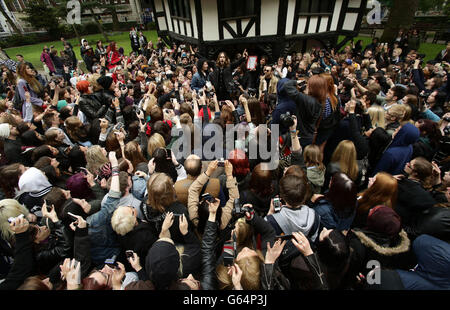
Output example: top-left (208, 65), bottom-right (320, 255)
top-left (12, 87), bottom-right (23, 112)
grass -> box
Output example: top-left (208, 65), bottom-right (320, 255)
top-left (338, 35), bottom-right (446, 64)
top-left (5, 31), bottom-right (446, 71)
top-left (5, 30), bottom-right (159, 71)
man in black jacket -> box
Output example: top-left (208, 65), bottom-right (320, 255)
top-left (0, 123), bottom-right (26, 164)
top-left (209, 49), bottom-right (249, 100)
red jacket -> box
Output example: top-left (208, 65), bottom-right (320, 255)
top-left (107, 51), bottom-right (122, 70)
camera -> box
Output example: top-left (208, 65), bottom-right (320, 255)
top-left (444, 117), bottom-right (450, 122)
top-left (217, 158), bottom-right (225, 167)
top-left (126, 250), bottom-right (134, 259)
top-left (280, 111), bottom-right (295, 128)
top-left (247, 88), bottom-right (257, 97)
top-left (232, 198), bottom-right (251, 217)
top-left (201, 193), bottom-right (216, 203)
top-left (297, 80), bottom-right (307, 92)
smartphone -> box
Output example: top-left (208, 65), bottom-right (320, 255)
top-left (125, 250), bottom-right (134, 259)
top-left (79, 167), bottom-right (88, 175)
top-left (273, 197), bottom-right (281, 213)
top-left (287, 55), bottom-right (292, 61)
top-left (275, 234), bottom-right (294, 241)
top-left (223, 256), bottom-right (234, 267)
top-left (7, 214), bottom-right (24, 223)
top-left (166, 149), bottom-right (172, 159)
top-left (67, 212), bottom-right (78, 220)
top-left (44, 200), bottom-right (53, 213)
top-left (104, 257), bottom-right (118, 268)
top-left (172, 213), bottom-right (184, 217)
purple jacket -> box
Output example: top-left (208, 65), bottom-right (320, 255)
top-left (40, 52), bottom-right (55, 72)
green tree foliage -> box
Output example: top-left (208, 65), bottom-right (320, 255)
top-left (22, 0), bottom-right (62, 38)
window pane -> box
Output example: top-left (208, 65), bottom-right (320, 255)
top-left (310, 1), bottom-right (320, 13)
top-left (299, 0), bottom-right (309, 13)
top-left (223, 0), bottom-right (255, 18)
top-left (320, 0), bottom-right (332, 13)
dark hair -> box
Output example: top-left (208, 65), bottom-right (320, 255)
top-left (416, 119), bottom-right (442, 148)
top-left (0, 163), bottom-right (23, 198)
top-left (249, 164), bottom-right (274, 197)
top-left (82, 276), bottom-right (111, 290)
top-left (32, 145), bottom-right (54, 162)
top-left (325, 172), bottom-right (357, 214)
top-left (153, 147), bottom-right (177, 182)
top-left (317, 229), bottom-right (350, 289)
top-left (364, 91), bottom-right (377, 106)
top-left (17, 276), bottom-right (50, 290)
top-left (152, 121), bottom-right (172, 145)
top-left (279, 174), bottom-right (308, 207)
top-left (391, 85), bottom-right (407, 100)
top-left (44, 187), bottom-right (67, 219)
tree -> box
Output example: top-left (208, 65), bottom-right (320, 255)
top-left (54, 0), bottom-right (82, 44)
top-left (380, 0), bottom-right (420, 43)
top-left (22, 0), bottom-right (62, 38)
top-left (0, 0), bottom-right (23, 35)
top-left (82, 1), bottom-right (109, 42)
top-left (103, 3), bottom-right (127, 32)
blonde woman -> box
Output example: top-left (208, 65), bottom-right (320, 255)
top-left (0, 199), bottom-right (32, 243)
top-left (385, 104), bottom-right (406, 136)
top-left (367, 105), bottom-right (386, 129)
top-left (326, 140), bottom-right (359, 189)
top-left (147, 133), bottom-right (166, 159)
top-left (86, 145), bottom-right (110, 178)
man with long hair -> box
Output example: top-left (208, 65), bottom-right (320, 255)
top-left (209, 49), bottom-right (248, 100)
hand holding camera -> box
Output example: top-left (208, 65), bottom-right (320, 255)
top-left (9, 215), bottom-right (29, 235)
top-left (42, 200), bottom-right (58, 223)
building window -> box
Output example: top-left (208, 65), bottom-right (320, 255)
top-left (221, 0), bottom-right (256, 19)
top-left (169, 0), bottom-right (190, 19)
top-left (297, 0), bottom-right (334, 15)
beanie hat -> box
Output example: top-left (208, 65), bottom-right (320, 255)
top-left (76, 80), bottom-right (90, 94)
top-left (97, 75), bottom-right (113, 90)
top-left (145, 240), bottom-right (180, 289)
top-left (367, 205), bottom-right (401, 237)
top-left (0, 123), bottom-right (10, 139)
top-left (66, 172), bottom-right (93, 200)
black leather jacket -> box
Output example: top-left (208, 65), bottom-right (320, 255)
top-left (200, 220), bottom-right (218, 290)
top-left (35, 220), bottom-right (71, 276)
top-left (79, 93), bottom-right (109, 122)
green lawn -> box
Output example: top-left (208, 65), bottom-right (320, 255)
top-left (5, 30), bottom-right (159, 71)
top-left (338, 35), bottom-right (446, 64)
top-left (5, 31), bottom-right (446, 71)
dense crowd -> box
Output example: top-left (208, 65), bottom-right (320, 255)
top-left (0, 27), bottom-right (449, 290)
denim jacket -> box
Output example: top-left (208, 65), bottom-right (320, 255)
top-left (87, 189), bottom-right (121, 266)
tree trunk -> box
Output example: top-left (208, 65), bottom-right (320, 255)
top-left (0, 6), bottom-right (22, 35)
top-left (111, 9), bottom-right (119, 32)
top-left (89, 8), bottom-right (109, 42)
top-left (380, 0), bottom-right (419, 43)
top-left (72, 23), bottom-right (81, 44)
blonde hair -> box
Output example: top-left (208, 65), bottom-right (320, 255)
top-left (147, 133), bottom-right (166, 158)
top-left (367, 105), bottom-right (386, 128)
top-left (146, 173), bottom-right (176, 213)
top-left (86, 145), bottom-right (109, 175)
top-left (387, 104), bottom-right (406, 122)
top-left (217, 250), bottom-right (264, 290)
top-left (0, 199), bottom-right (29, 242)
top-left (303, 144), bottom-right (325, 170)
top-left (111, 206), bottom-right (137, 236)
top-left (87, 73), bottom-right (103, 92)
top-left (330, 140), bottom-right (359, 181)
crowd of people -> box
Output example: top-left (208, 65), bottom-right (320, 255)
top-left (0, 27), bottom-right (449, 291)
